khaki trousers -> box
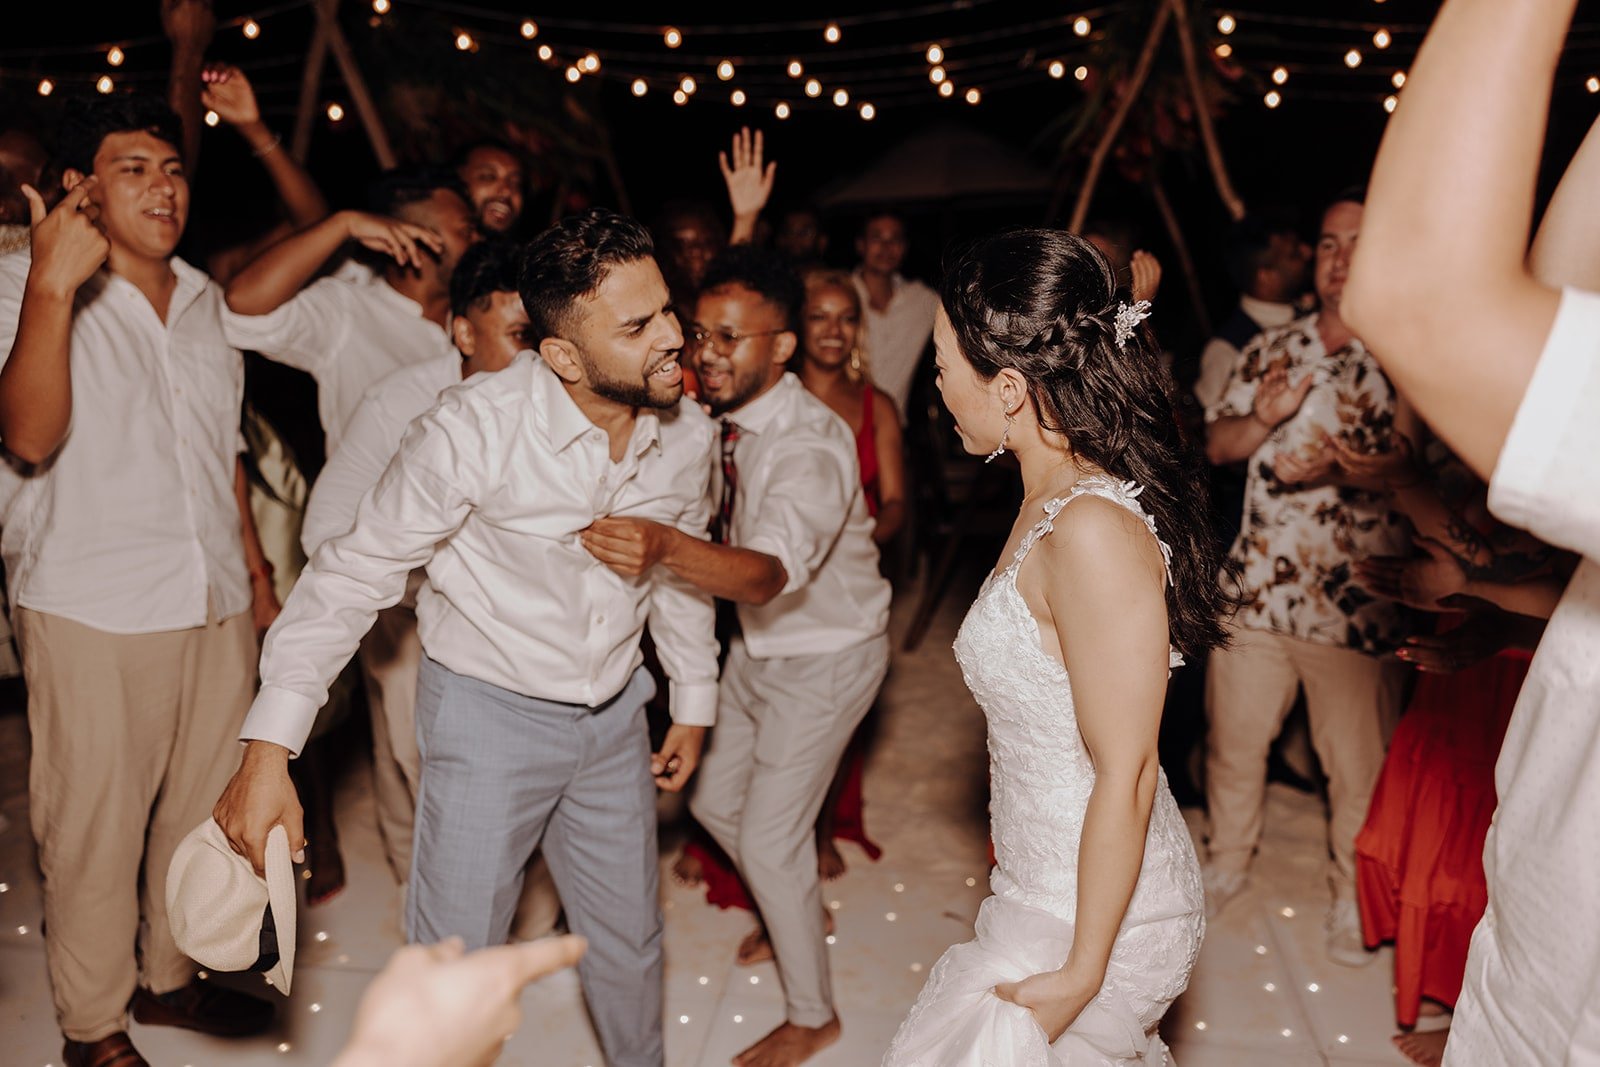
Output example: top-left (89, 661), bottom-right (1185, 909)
top-left (1204, 626), bottom-right (1405, 898)
top-left (359, 599), bottom-right (560, 940)
top-left (15, 606), bottom-right (254, 1042)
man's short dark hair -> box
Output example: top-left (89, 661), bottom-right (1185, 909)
top-left (449, 239), bottom-right (523, 319)
top-left (1326, 185), bottom-right (1367, 211)
top-left (518, 208), bottom-right (656, 342)
top-left (698, 246), bottom-right (804, 333)
top-left (367, 164), bottom-right (470, 217)
top-left (450, 138), bottom-right (526, 172)
top-left (857, 206), bottom-right (906, 237)
top-left (1224, 207), bottom-right (1301, 293)
top-left (56, 95), bottom-right (182, 174)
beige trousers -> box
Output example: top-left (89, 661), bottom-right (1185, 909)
top-left (359, 598), bottom-right (560, 940)
top-left (1204, 625), bottom-right (1405, 897)
top-left (16, 606), bottom-right (254, 1041)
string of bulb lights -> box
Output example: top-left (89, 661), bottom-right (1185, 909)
top-left (10, 1), bottom-right (1600, 120)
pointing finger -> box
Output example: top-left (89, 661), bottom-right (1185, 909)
top-left (20, 184), bottom-right (46, 226)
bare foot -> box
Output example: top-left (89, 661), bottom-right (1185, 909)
top-left (732, 1017), bottom-right (840, 1067)
top-left (816, 837), bottom-right (847, 882)
top-left (672, 849), bottom-right (705, 888)
top-left (736, 912), bottom-right (835, 966)
top-left (305, 837), bottom-right (346, 907)
top-left (1393, 1028), bottom-right (1449, 1066)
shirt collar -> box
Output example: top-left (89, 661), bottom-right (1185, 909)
top-left (1240, 293), bottom-right (1296, 328)
top-left (531, 353), bottom-right (664, 457)
top-left (724, 372), bottom-right (796, 435)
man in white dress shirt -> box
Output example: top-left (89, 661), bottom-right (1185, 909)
top-left (302, 239), bottom-right (558, 936)
top-left (852, 210), bottom-right (938, 419)
top-left (220, 165), bottom-right (479, 454)
top-left (583, 247), bottom-right (891, 1067)
top-left (0, 95), bottom-right (275, 1067)
top-left (213, 210), bottom-right (718, 1067)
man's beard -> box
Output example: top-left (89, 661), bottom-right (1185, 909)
top-left (702, 364), bottom-right (768, 417)
top-left (580, 349), bottom-right (682, 410)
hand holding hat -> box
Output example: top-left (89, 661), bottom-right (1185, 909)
top-left (166, 817), bottom-right (297, 996)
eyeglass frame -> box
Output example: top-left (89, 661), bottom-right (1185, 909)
top-left (684, 322), bottom-right (792, 351)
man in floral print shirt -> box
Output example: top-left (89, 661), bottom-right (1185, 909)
top-left (1199, 189), bottom-right (1411, 968)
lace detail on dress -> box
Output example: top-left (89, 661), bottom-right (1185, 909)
top-left (884, 475), bottom-right (1204, 1066)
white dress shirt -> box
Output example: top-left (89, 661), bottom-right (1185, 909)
top-left (301, 353), bottom-right (459, 555)
top-left (221, 276), bottom-right (456, 454)
top-left (243, 353), bottom-right (719, 756)
top-left (1193, 293), bottom-right (1297, 413)
top-left (853, 270), bottom-right (939, 418)
top-left (1447, 287), bottom-right (1600, 1065)
top-left (0, 252), bottom-right (249, 633)
top-left (721, 373), bottom-right (891, 658)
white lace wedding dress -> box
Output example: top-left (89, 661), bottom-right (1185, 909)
top-left (884, 477), bottom-right (1205, 1066)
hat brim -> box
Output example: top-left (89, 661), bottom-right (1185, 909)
top-left (263, 825), bottom-right (296, 997)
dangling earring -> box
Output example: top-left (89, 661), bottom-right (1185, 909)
top-left (848, 346), bottom-right (863, 375)
top-left (985, 413), bottom-right (1015, 463)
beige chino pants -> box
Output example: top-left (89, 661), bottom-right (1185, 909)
top-left (15, 606), bottom-right (254, 1042)
top-left (1204, 625), bottom-right (1405, 898)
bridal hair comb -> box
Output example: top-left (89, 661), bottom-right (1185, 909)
top-left (1113, 300), bottom-right (1152, 350)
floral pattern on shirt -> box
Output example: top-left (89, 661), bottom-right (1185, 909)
top-left (1209, 314), bottom-right (1410, 654)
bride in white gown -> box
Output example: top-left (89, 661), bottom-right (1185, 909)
top-left (884, 230), bottom-right (1232, 1066)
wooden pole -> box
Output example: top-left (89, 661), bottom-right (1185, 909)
top-left (312, 0), bottom-right (398, 170)
top-left (1167, 0), bottom-right (1246, 221)
top-left (290, 11), bottom-right (333, 164)
top-left (1148, 167), bottom-right (1212, 337)
top-left (1067, 2), bottom-right (1173, 233)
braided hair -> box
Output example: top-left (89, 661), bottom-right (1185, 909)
top-left (941, 228), bottom-right (1234, 657)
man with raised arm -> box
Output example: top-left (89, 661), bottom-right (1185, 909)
top-left (1343, 0), bottom-right (1600, 1061)
top-left (213, 210), bottom-right (717, 1067)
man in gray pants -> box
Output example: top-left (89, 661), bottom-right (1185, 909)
top-left (213, 210), bottom-right (719, 1067)
top-left (583, 247), bottom-right (891, 1066)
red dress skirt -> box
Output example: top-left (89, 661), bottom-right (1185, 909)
top-left (1355, 645), bottom-right (1528, 1026)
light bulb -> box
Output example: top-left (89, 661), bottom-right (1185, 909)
top-left (1215, 43), bottom-right (1233, 58)
top-left (1048, 60), bottom-right (1065, 79)
top-left (929, 66), bottom-right (946, 84)
top-left (107, 46), bottom-right (125, 66)
top-left (1345, 48), bottom-right (1362, 68)
top-left (731, 89), bottom-right (746, 106)
top-left (565, 66), bottom-right (581, 83)
top-left (965, 86), bottom-right (981, 104)
top-left (1272, 66), bottom-right (1289, 85)
top-left (680, 75), bottom-right (697, 94)
top-left (673, 89), bottom-right (688, 105)
top-left (631, 78), bottom-right (648, 96)
top-left (938, 80), bottom-right (954, 97)
top-left (520, 20), bottom-right (538, 39)
top-left (832, 88), bottom-right (849, 106)
top-left (859, 102), bottom-right (876, 119)
top-left (926, 44), bottom-right (943, 64)
top-left (455, 32), bottom-right (475, 52)
top-left (1383, 94), bottom-right (1398, 113)
top-left (1373, 28), bottom-right (1391, 49)
top-left (1217, 13), bottom-right (1236, 35)
top-left (787, 59), bottom-right (804, 78)
top-left (805, 78), bottom-right (821, 97)
top-left (1073, 16), bottom-right (1092, 36)
top-left (204, 110), bottom-right (220, 127)
top-left (717, 60), bottom-right (735, 80)
top-left (1393, 70), bottom-right (1407, 88)
top-left (371, 0), bottom-right (389, 12)
top-left (537, 44), bottom-right (553, 61)
top-left (1075, 65), bottom-right (1089, 81)
top-left (37, 78), bottom-right (54, 96)
top-left (775, 101), bottom-right (791, 119)
top-left (824, 23), bottom-right (841, 43)
top-left (243, 19), bottom-right (261, 39)
top-left (1264, 90), bottom-right (1282, 108)
top-left (581, 53), bottom-right (600, 72)
top-left (664, 27), bottom-right (682, 48)
top-left (326, 102), bottom-right (345, 121)
top-left (96, 75), bottom-right (114, 94)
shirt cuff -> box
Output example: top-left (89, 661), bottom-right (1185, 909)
top-left (239, 685), bottom-right (321, 758)
top-left (668, 679), bottom-right (718, 727)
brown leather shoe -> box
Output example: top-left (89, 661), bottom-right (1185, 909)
top-left (130, 980), bottom-right (274, 1037)
top-left (62, 1031), bottom-right (150, 1067)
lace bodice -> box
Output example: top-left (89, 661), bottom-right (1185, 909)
top-left (952, 476), bottom-right (1203, 936)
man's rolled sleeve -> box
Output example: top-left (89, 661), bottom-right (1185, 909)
top-left (647, 437), bottom-right (719, 726)
top-left (742, 442), bottom-right (856, 597)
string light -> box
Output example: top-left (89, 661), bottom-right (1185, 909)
top-left (804, 77), bottom-right (822, 97)
top-left (1373, 28), bottom-right (1392, 49)
top-left (581, 52), bottom-right (600, 72)
top-left (1215, 43), bottom-right (1233, 58)
top-left (775, 101), bottom-right (791, 119)
top-left (1075, 65), bottom-right (1089, 81)
top-left (673, 88), bottom-right (688, 104)
top-left (833, 87), bottom-right (849, 106)
top-left (1345, 48), bottom-right (1363, 68)
top-left (204, 110), bottom-right (220, 127)
top-left (96, 75), bottom-right (114, 93)
top-left (631, 78), bottom-right (647, 96)
top-left (938, 80), bottom-right (954, 97)
top-left (1264, 89), bottom-right (1282, 108)
top-left (326, 101), bottom-right (345, 121)
top-left (37, 78), bottom-right (54, 96)
top-left (537, 44), bottom-right (553, 61)
top-left (520, 20), bottom-right (538, 39)
top-left (680, 75), bottom-right (697, 94)
top-left (565, 65), bottom-right (581, 82)
top-left (372, 0), bottom-right (389, 13)
top-left (1383, 94), bottom-right (1398, 112)
top-left (731, 88), bottom-right (746, 105)
top-left (926, 44), bottom-right (943, 64)
top-left (787, 59), bottom-right (804, 78)
top-left (107, 46), bottom-right (125, 66)
top-left (1073, 16), bottom-right (1092, 36)
top-left (1217, 13), bottom-right (1237, 35)
top-left (242, 19), bottom-right (261, 39)
top-left (1272, 65), bottom-right (1289, 84)
top-left (1392, 70), bottom-right (1406, 88)
top-left (1588, 76), bottom-right (1600, 94)
top-left (929, 66), bottom-right (946, 84)
top-left (965, 87), bottom-right (981, 104)
top-left (454, 32), bottom-right (475, 52)
top-left (860, 102), bottom-right (876, 119)
top-left (663, 26), bottom-right (682, 48)
top-left (1048, 60), bottom-right (1065, 79)
top-left (717, 59), bottom-right (735, 80)
top-left (824, 23), bottom-right (841, 43)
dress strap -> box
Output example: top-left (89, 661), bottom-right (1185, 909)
top-left (1007, 475), bottom-right (1176, 585)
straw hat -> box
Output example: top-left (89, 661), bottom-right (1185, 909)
top-left (166, 818), bottom-right (296, 996)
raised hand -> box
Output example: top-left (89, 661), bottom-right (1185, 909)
top-left (343, 211), bottom-right (446, 270)
top-left (1251, 362), bottom-right (1314, 429)
top-left (720, 127), bottom-right (776, 241)
top-left (22, 180), bottom-right (108, 298)
top-left (201, 64), bottom-right (260, 127)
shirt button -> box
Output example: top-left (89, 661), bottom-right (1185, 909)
top-left (595, 614), bottom-right (606, 625)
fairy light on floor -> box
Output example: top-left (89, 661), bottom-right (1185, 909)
top-left (1281, 1029), bottom-right (1293, 1038)
top-left (325, 102), bottom-right (344, 122)
top-left (1338, 1035), bottom-right (1350, 1044)
top-left (277, 1043), bottom-right (291, 1054)
top-left (1194, 1021), bottom-right (1208, 1031)
top-left (749, 975), bottom-right (760, 985)
top-left (926, 44), bottom-right (944, 64)
top-left (965, 877), bottom-right (977, 887)
top-left (1074, 16), bottom-right (1092, 36)
top-left (717, 60), bottom-right (735, 80)
top-left (310, 1003), bottom-right (322, 1013)
top-left (910, 962), bottom-right (922, 972)
top-left (698, 976), bottom-right (709, 985)
top-left (1280, 906), bottom-right (1296, 918)
top-left (885, 911), bottom-right (898, 921)
top-left (678, 1015), bottom-right (689, 1024)
top-left (243, 19), bottom-right (261, 39)
top-left (315, 930), bottom-right (329, 942)
top-left (1263, 982), bottom-right (1276, 992)
top-left (1254, 944), bottom-right (1268, 955)
top-left (520, 20), bottom-right (538, 39)
top-left (733, 1015), bottom-right (743, 1023)
top-left (1307, 982), bottom-right (1320, 993)
top-left (1263, 87), bottom-right (1282, 105)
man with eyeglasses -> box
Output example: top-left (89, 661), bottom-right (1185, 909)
top-left (581, 246), bottom-right (890, 1067)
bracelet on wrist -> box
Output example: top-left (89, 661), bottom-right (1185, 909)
top-left (251, 133), bottom-right (283, 159)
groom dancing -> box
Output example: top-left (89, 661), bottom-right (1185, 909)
top-left (213, 209), bottom-right (718, 1067)
top-left (582, 247), bottom-right (891, 1066)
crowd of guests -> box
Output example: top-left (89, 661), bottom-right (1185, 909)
top-left (4, 1), bottom-right (1600, 1062)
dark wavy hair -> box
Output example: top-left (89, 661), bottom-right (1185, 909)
top-left (449, 238), bottom-right (523, 319)
top-left (518, 208), bottom-right (655, 342)
top-left (941, 228), bottom-right (1234, 657)
top-left (56, 94), bottom-right (182, 174)
top-left (367, 164), bottom-right (470, 217)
